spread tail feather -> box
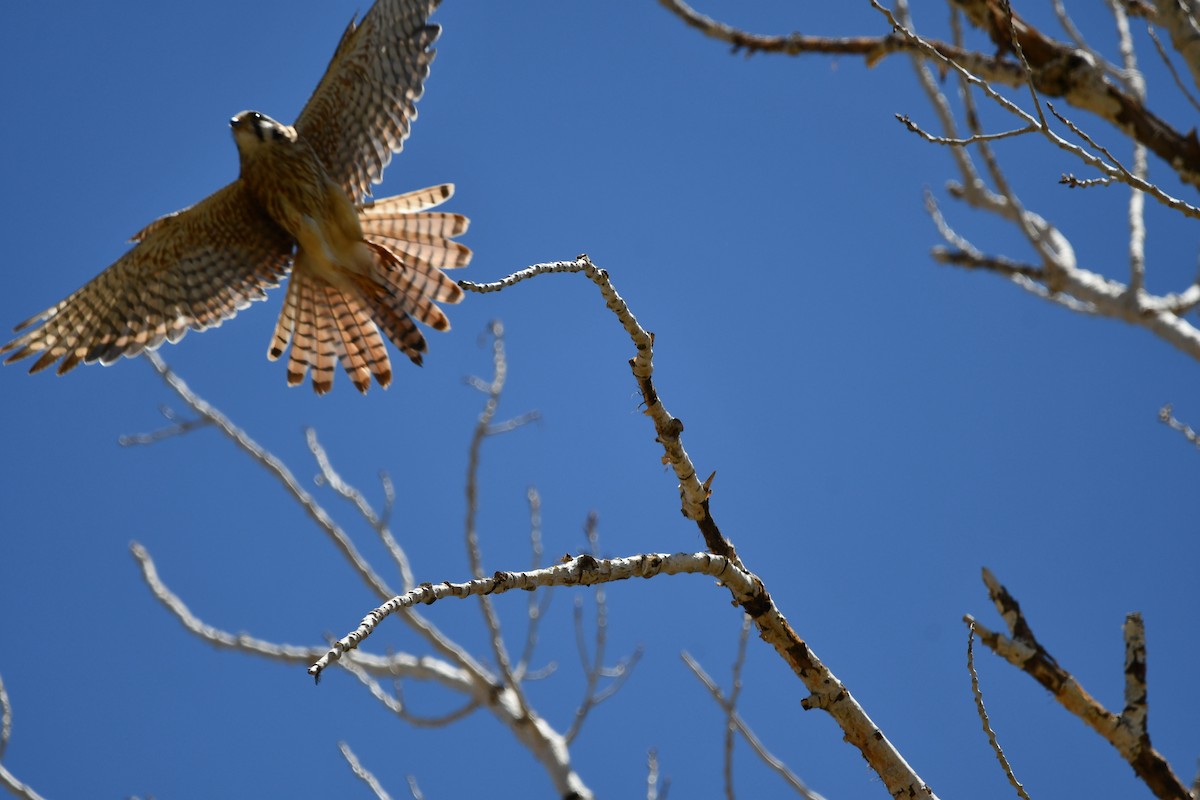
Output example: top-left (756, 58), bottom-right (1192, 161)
top-left (267, 183), bottom-right (470, 394)
top-left (268, 267), bottom-right (395, 395)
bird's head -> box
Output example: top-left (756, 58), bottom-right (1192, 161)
top-left (230, 111), bottom-right (297, 159)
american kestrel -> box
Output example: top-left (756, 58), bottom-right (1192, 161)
top-left (2, 0), bottom-right (469, 394)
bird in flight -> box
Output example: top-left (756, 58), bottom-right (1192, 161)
top-left (2, 0), bottom-right (469, 394)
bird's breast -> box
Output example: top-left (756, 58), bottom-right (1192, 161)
top-left (241, 143), bottom-right (368, 278)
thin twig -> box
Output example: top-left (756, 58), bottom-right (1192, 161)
top-left (1158, 404), bottom-right (1200, 449)
top-left (1146, 27), bottom-right (1200, 113)
top-left (896, 114), bottom-right (1036, 145)
top-left (930, 249), bottom-right (1046, 279)
top-left (1051, 0), bottom-right (1121, 80)
top-left (340, 657), bottom-right (481, 728)
top-left (658, 0), bottom-right (883, 57)
top-left (462, 320), bottom-right (524, 703)
top-left (307, 428), bottom-right (415, 592)
top-left (681, 648), bottom-right (826, 800)
top-left (118, 404), bottom-right (210, 446)
top-left (966, 621), bottom-right (1031, 799)
top-left (722, 615), bottom-right (753, 800)
top-left (564, 516), bottom-right (644, 743)
top-left (130, 541), bottom-right (478, 682)
top-left (514, 486), bottom-right (553, 680)
top-left (339, 741), bottom-right (394, 800)
top-left (1061, 173), bottom-right (1116, 188)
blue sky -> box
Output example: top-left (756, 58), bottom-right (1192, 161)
top-left (1, 1), bottom-right (1197, 797)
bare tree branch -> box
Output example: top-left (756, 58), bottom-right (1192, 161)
top-left (863, 2), bottom-right (1200, 364)
top-left (723, 616), bottom-right (750, 800)
top-left (461, 257), bottom-right (938, 798)
top-left (139, 351), bottom-right (494, 679)
top-left (118, 403), bottom-right (211, 446)
top-left (660, 0), bottom-right (1200, 189)
top-left (682, 637), bottom-right (827, 800)
top-left (339, 658), bottom-right (481, 728)
top-left (967, 568), bottom-right (1189, 800)
top-left (133, 352), bottom-right (595, 799)
top-left (462, 320), bottom-right (525, 703)
top-left (307, 427), bottom-right (416, 592)
top-left (312, 552), bottom-right (752, 676)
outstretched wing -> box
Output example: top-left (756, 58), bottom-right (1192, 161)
top-left (3, 182), bottom-right (294, 375)
top-left (294, 0), bottom-right (441, 202)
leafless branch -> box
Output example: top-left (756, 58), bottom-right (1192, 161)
top-left (966, 621), bottom-right (1031, 799)
top-left (307, 427), bottom-right (416, 591)
top-left (1158, 403), bottom-right (1200, 449)
top-left (896, 113), bottom-right (1036, 145)
top-left (462, 257), bottom-right (937, 798)
top-left (967, 568), bottom-right (1189, 800)
top-left (1146, 27), bottom-right (1200, 114)
top-left (662, 0), bottom-right (1200, 190)
top-left (682, 638), bottom-right (826, 800)
top-left (312, 551), bottom-right (753, 678)
top-left (514, 487), bottom-right (555, 681)
top-left (564, 512), bottom-right (643, 743)
top-left (657, 0), bottom-right (888, 58)
top-left (140, 352), bottom-right (395, 600)
top-left (132, 353), bottom-right (593, 798)
top-left (130, 541), bottom-right (476, 682)
top-left (874, 1), bottom-right (1200, 217)
top-left (339, 741), bottom-right (393, 800)
top-left (462, 320), bottom-right (524, 702)
top-left (1107, 0), bottom-right (1149, 295)
top-left (138, 351), bottom-right (490, 676)
top-left (117, 403), bottom-right (211, 446)
top-left (339, 657), bottom-right (481, 728)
